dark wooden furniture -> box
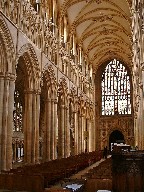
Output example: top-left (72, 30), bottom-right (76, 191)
top-left (112, 151), bottom-right (144, 192)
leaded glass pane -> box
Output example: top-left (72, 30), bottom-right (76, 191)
top-left (13, 90), bottom-right (23, 132)
top-left (101, 59), bottom-right (131, 115)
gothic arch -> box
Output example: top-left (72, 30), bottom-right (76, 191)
top-left (40, 64), bottom-right (57, 161)
top-left (0, 14), bottom-right (16, 74)
top-left (16, 43), bottom-right (41, 90)
top-left (69, 86), bottom-right (77, 111)
top-left (95, 55), bottom-right (132, 73)
top-left (42, 64), bottom-right (57, 99)
top-left (58, 77), bottom-right (68, 106)
top-left (109, 129), bottom-right (125, 150)
top-left (108, 127), bottom-right (127, 144)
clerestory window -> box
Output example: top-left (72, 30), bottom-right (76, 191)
top-left (101, 59), bottom-right (131, 115)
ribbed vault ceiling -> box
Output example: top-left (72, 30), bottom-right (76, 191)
top-left (58, 0), bottom-right (132, 71)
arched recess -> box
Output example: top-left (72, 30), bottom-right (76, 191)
top-left (0, 15), bottom-right (16, 171)
top-left (40, 64), bottom-right (57, 161)
top-left (95, 58), bottom-right (134, 150)
top-left (109, 130), bottom-right (125, 151)
top-left (57, 77), bottom-right (70, 158)
top-left (15, 43), bottom-right (41, 164)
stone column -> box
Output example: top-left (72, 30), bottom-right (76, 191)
top-left (43, 100), bottom-right (47, 161)
top-left (88, 119), bottom-right (92, 152)
top-left (81, 115), bottom-right (85, 153)
top-left (142, 71), bottom-right (144, 148)
top-left (14, 142), bottom-right (17, 162)
top-left (78, 113), bottom-right (82, 153)
top-left (24, 90), bottom-right (33, 164)
top-left (58, 104), bottom-right (65, 158)
top-left (65, 106), bottom-right (70, 157)
top-left (50, 99), bottom-right (55, 160)
top-left (35, 91), bottom-right (40, 163)
top-left (91, 119), bottom-right (95, 151)
top-left (1, 75), bottom-right (10, 170)
top-left (53, 99), bottom-right (57, 159)
top-left (43, 99), bottom-right (51, 161)
top-left (74, 111), bottom-right (78, 155)
top-left (31, 91), bottom-right (40, 163)
top-left (0, 74), bottom-right (5, 171)
top-left (6, 75), bottom-right (15, 170)
top-left (32, 92), bottom-right (36, 163)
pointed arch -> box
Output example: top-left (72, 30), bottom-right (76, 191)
top-left (42, 64), bottom-right (57, 99)
top-left (16, 43), bottom-right (41, 90)
top-left (101, 59), bottom-right (132, 115)
top-left (58, 77), bottom-right (69, 105)
top-left (0, 14), bottom-right (16, 74)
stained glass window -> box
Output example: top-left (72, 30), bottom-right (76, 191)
top-left (101, 59), bottom-right (131, 115)
top-left (13, 90), bottom-right (23, 132)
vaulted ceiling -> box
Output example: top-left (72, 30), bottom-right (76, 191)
top-left (58, 0), bottom-right (132, 71)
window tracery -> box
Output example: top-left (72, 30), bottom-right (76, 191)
top-left (101, 59), bottom-right (131, 115)
top-left (13, 90), bottom-right (23, 132)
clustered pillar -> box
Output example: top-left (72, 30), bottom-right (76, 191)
top-left (0, 73), bottom-right (15, 171)
top-left (44, 99), bottom-right (51, 161)
top-left (24, 89), bottom-right (40, 164)
top-left (43, 97), bottom-right (58, 161)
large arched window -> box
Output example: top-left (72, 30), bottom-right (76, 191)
top-left (101, 59), bottom-right (131, 115)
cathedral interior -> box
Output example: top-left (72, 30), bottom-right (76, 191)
top-left (0, 0), bottom-right (144, 191)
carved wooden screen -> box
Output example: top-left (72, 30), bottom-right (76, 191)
top-left (101, 59), bottom-right (131, 115)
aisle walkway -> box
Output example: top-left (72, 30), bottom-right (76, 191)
top-left (48, 155), bottom-right (111, 190)
top-left (70, 157), bottom-right (110, 179)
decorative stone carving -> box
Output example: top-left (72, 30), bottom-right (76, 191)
top-left (0, 14), bottom-right (16, 74)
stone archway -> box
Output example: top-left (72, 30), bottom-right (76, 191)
top-left (15, 44), bottom-right (41, 164)
top-left (0, 15), bottom-right (16, 171)
top-left (109, 130), bottom-right (124, 151)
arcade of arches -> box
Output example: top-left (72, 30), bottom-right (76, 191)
top-left (0, 0), bottom-right (144, 172)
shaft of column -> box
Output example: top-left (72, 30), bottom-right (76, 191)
top-left (46, 99), bottom-right (51, 161)
top-left (58, 104), bottom-right (65, 158)
top-left (35, 92), bottom-right (40, 163)
top-left (43, 101), bottom-right (47, 161)
top-left (1, 77), bottom-right (9, 170)
top-left (23, 92), bottom-right (28, 163)
top-left (74, 111), bottom-right (78, 155)
top-left (65, 106), bottom-right (70, 157)
top-left (53, 99), bottom-right (57, 159)
top-left (32, 92), bottom-right (36, 163)
top-left (24, 91), bottom-right (33, 164)
top-left (31, 91), bottom-right (40, 163)
top-left (78, 114), bottom-right (82, 154)
top-left (0, 75), bottom-right (4, 171)
top-left (50, 99), bottom-right (54, 160)
top-left (88, 119), bottom-right (91, 152)
top-left (92, 120), bottom-right (96, 151)
top-left (81, 116), bottom-right (85, 153)
top-left (14, 142), bottom-right (17, 162)
top-left (7, 77), bottom-right (15, 170)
